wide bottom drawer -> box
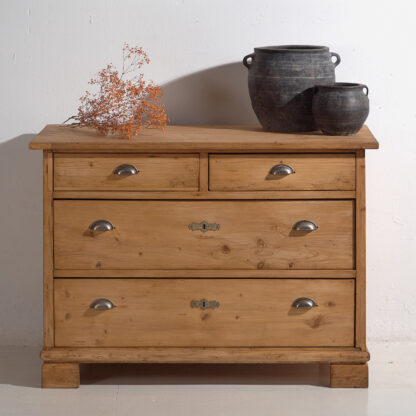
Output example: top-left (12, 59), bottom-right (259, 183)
top-left (54, 279), bottom-right (355, 348)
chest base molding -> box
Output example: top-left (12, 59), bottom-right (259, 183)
top-left (41, 346), bottom-right (369, 364)
top-left (41, 347), bottom-right (369, 388)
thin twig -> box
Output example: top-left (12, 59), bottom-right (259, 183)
top-left (62, 115), bottom-right (79, 124)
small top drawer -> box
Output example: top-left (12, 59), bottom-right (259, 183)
top-left (54, 153), bottom-right (199, 191)
top-left (209, 154), bottom-right (355, 191)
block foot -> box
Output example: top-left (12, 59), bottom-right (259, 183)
top-left (42, 363), bottom-right (80, 388)
top-left (330, 363), bottom-right (368, 388)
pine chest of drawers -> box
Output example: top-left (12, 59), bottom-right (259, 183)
top-left (30, 124), bottom-right (378, 388)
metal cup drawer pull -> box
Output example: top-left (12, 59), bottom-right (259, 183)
top-left (191, 299), bottom-right (220, 310)
top-left (113, 164), bottom-right (139, 175)
top-left (90, 298), bottom-right (115, 310)
top-left (269, 164), bottom-right (295, 176)
top-left (292, 220), bottom-right (318, 231)
top-left (291, 297), bottom-right (318, 309)
top-left (89, 219), bottom-right (115, 231)
top-left (188, 221), bottom-right (220, 233)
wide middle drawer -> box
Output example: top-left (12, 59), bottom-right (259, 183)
top-left (209, 154), bottom-right (355, 191)
top-left (54, 200), bottom-right (354, 270)
top-left (54, 278), bottom-right (355, 347)
top-left (54, 153), bottom-right (199, 191)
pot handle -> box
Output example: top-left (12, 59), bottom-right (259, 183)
top-left (363, 85), bottom-right (369, 96)
top-left (243, 53), bottom-right (255, 69)
top-left (330, 52), bottom-right (341, 67)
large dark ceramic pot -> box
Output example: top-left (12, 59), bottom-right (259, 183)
top-left (312, 83), bottom-right (369, 135)
top-left (243, 45), bottom-right (341, 132)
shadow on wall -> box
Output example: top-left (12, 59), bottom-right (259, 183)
top-left (161, 62), bottom-right (258, 125)
top-left (0, 135), bottom-right (43, 346)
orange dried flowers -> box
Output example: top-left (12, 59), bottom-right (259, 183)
top-left (65, 44), bottom-right (168, 139)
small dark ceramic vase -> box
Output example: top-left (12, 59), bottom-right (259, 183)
top-left (312, 83), bottom-right (369, 135)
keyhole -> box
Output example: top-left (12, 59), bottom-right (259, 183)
top-left (202, 223), bottom-right (207, 230)
top-left (202, 300), bottom-right (207, 308)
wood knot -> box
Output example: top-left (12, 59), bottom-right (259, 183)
top-left (201, 313), bottom-right (210, 321)
top-left (306, 315), bottom-right (324, 329)
top-left (257, 239), bottom-right (265, 248)
top-left (95, 261), bottom-right (102, 268)
top-left (257, 261), bottom-right (265, 269)
top-left (222, 245), bottom-right (231, 254)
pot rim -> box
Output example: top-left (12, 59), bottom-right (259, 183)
top-left (254, 45), bottom-right (329, 53)
top-left (316, 82), bottom-right (366, 89)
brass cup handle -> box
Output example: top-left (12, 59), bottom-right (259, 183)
top-left (90, 298), bottom-right (115, 310)
top-left (269, 164), bottom-right (295, 176)
top-left (292, 297), bottom-right (318, 309)
top-left (89, 219), bottom-right (115, 231)
top-left (292, 220), bottom-right (318, 231)
top-left (113, 164), bottom-right (139, 175)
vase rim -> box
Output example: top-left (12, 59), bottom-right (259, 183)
top-left (317, 82), bottom-right (366, 89)
top-left (254, 45), bottom-right (329, 53)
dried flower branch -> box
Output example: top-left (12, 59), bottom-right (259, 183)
top-left (65, 44), bottom-right (168, 139)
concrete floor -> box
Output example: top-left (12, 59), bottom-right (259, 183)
top-left (0, 342), bottom-right (415, 416)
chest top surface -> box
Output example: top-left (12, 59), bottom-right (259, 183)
top-left (29, 124), bottom-right (379, 152)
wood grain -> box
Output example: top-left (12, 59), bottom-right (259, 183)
top-left (53, 269), bottom-right (356, 278)
top-left (54, 153), bottom-right (199, 191)
top-left (29, 124), bottom-right (379, 152)
top-left (43, 152), bottom-right (54, 347)
top-left (355, 150), bottom-right (366, 350)
top-left (52, 190), bottom-right (356, 200)
top-left (330, 363), bottom-right (368, 388)
top-left (42, 363), bottom-right (80, 388)
top-left (41, 347), bottom-right (370, 364)
top-left (54, 278), bottom-right (355, 348)
top-left (199, 153), bottom-right (209, 192)
top-left (210, 154), bottom-right (355, 191)
top-left (54, 200), bottom-right (355, 270)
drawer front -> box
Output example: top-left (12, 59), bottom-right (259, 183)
top-left (54, 200), bottom-right (354, 270)
top-left (54, 153), bottom-right (199, 191)
top-left (209, 154), bottom-right (355, 191)
top-left (54, 279), bottom-right (355, 347)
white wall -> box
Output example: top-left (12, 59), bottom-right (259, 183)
top-left (1, 0), bottom-right (415, 346)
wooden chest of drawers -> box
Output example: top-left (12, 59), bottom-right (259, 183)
top-left (30, 124), bottom-right (378, 388)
